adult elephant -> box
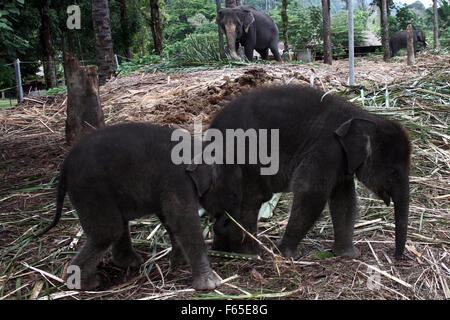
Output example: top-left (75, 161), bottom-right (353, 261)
top-left (390, 29), bottom-right (427, 57)
top-left (216, 5), bottom-right (282, 61)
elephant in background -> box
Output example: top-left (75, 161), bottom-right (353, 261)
top-left (216, 5), bottom-right (282, 61)
top-left (390, 29), bottom-right (427, 57)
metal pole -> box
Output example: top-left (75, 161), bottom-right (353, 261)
top-left (114, 54), bottom-right (120, 70)
top-left (348, 0), bottom-right (355, 86)
top-left (14, 59), bottom-right (23, 103)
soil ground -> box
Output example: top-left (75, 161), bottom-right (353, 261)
top-left (0, 54), bottom-right (449, 300)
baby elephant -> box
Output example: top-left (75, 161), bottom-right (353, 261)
top-left (37, 123), bottom-right (220, 291)
top-left (202, 85), bottom-right (411, 260)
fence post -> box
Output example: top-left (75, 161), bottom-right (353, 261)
top-left (14, 59), bottom-right (23, 103)
top-left (407, 24), bottom-right (415, 66)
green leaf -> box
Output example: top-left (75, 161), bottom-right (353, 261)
top-left (314, 251), bottom-right (334, 259)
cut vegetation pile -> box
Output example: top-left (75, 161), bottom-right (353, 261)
top-left (0, 54), bottom-right (448, 300)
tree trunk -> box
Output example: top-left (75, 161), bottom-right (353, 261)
top-left (39, 1), bottom-right (57, 89)
top-left (91, 0), bottom-right (116, 85)
top-left (149, 0), bottom-right (163, 56)
top-left (64, 54), bottom-right (104, 146)
top-left (406, 24), bottom-right (415, 65)
top-left (322, 0), bottom-right (332, 65)
top-left (433, 0), bottom-right (439, 49)
top-left (281, 0), bottom-right (289, 58)
top-left (119, 0), bottom-right (132, 59)
top-left (381, 0), bottom-right (390, 61)
top-left (225, 0), bottom-right (237, 8)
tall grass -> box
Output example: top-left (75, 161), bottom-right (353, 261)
top-left (148, 32), bottom-right (252, 73)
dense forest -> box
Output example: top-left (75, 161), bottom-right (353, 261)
top-left (0, 0), bottom-right (448, 91)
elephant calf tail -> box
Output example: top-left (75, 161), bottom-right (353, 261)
top-left (35, 169), bottom-right (67, 237)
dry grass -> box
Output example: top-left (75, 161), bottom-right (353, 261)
top-left (0, 54), bottom-right (448, 300)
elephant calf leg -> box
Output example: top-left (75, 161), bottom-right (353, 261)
top-left (111, 221), bottom-right (143, 269)
top-left (70, 238), bottom-right (111, 290)
top-left (278, 190), bottom-right (327, 258)
top-left (329, 178), bottom-right (360, 258)
top-left (162, 200), bottom-right (220, 291)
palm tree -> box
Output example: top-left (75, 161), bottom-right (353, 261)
top-left (91, 0), bottom-right (115, 85)
top-left (281, 0), bottom-right (289, 58)
top-left (433, 0), bottom-right (439, 49)
top-left (381, 0), bottom-right (390, 61)
top-left (322, 0), bottom-right (332, 65)
top-left (225, 0), bottom-right (241, 8)
top-left (149, 0), bottom-right (163, 55)
top-left (38, 0), bottom-right (57, 89)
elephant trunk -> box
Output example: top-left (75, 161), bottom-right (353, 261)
top-left (392, 181), bottom-right (410, 259)
top-left (224, 23), bottom-right (240, 60)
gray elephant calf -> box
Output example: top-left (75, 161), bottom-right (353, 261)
top-left (196, 85), bottom-right (411, 260)
top-left (37, 123), bottom-right (220, 291)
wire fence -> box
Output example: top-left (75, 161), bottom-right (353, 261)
top-left (0, 54), bottom-right (127, 104)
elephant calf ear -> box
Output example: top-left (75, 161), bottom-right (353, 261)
top-left (186, 163), bottom-right (216, 198)
top-left (334, 118), bottom-right (377, 174)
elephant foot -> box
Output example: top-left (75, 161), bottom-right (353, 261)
top-left (111, 251), bottom-right (144, 269)
top-left (70, 271), bottom-right (100, 291)
top-left (332, 244), bottom-right (360, 258)
top-left (192, 270), bottom-right (221, 291)
top-left (277, 242), bottom-right (300, 259)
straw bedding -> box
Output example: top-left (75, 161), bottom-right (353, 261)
top-left (0, 54), bottom-right (448, 300)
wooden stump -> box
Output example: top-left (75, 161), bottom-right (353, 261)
top-left (64, 54), bottom-right (104, 146)
top-left (407, 24), bottom-right (415, 66)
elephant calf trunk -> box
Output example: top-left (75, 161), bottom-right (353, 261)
top-left (393, 188), bottom-right (410, 259)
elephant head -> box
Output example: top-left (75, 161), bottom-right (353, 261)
top-left (216, 7), bottom-right (255, 60)
top-left (414, 29), bottom-right (427, 47)
top-left (187, 162), bottom-right (243, 225)
top-left (335, 118), bottom-right (412, 258)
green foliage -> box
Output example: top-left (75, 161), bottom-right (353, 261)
top-left (425, 0), bottom-right (450, 49)
top-left (271, 2), bottom-right (368, 58)
top-left (110, 0), bottom-right (142, 57)
top-left (331, 10), bottom-right (369, 55)
top-left (0, 0), bottom-right (40, 88)
top-left (117, 55), bottom-right (161, 76)
top-left (270, 3), bottom-right (322, 52)
top-left (164, 0), bottom-right (216, 45)
top-left (389, 4), bottom-right (425, 35)
top-left (45, 86), bottom-right (67, 96)
top-left (150, 32), bottom-right (250, 73)
top-left (165, 32), bottom-right (226, 64)
top-left (314, 251), bottom-right (334, 259)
